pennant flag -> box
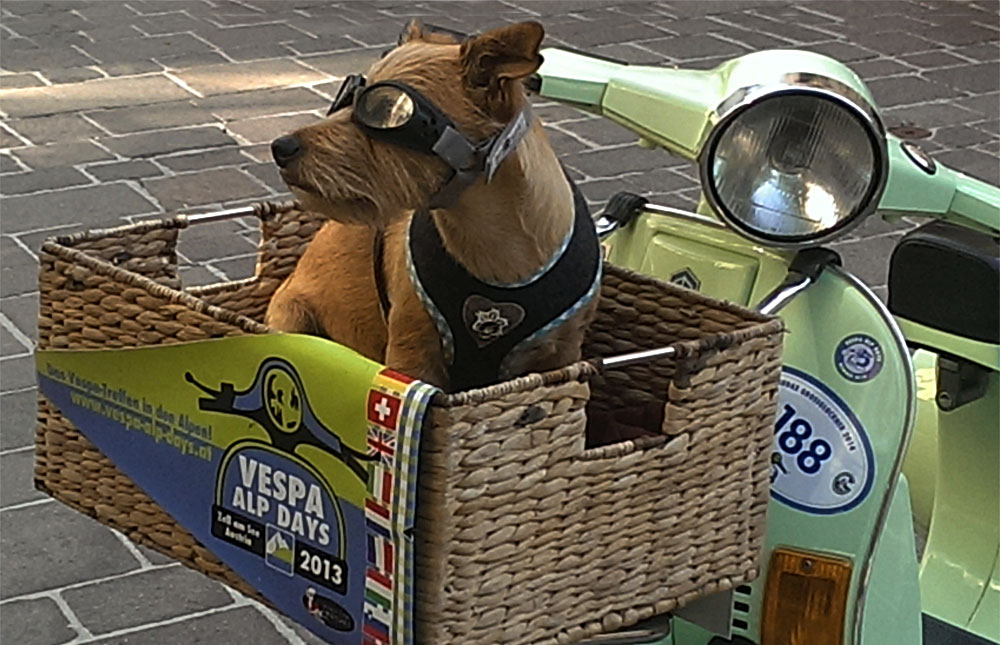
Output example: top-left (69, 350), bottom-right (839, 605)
top-left (366, 533), bottom-right (395, 572)
top-left (367, 390), bottom-right (402, 431)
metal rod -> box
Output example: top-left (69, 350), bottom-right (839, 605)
top-left (596, 202), bottom-right (725, 241)
top-left (600, 345), bottom-right (677, 368)
top-left (643, 202), bottom-right (727, 230)
top-left (754, 274), bottom-right (814, 315)
top-left (185, 205), bottom-right (258, 225)
top-left (595, 215), bottom-right (620, 239)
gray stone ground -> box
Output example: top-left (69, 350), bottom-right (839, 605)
top-left (0, 0), bottom-right (997, 643)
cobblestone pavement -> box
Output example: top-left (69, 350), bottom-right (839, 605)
top-left (1, 1), bottom-right (997, 643)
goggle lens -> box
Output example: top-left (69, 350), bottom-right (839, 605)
top-left (355, 86), bottom-right (414, 130)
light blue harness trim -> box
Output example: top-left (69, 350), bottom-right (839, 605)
top-left (498, 256), bottom-right (603, 378)
top-left (404, 223), bottom-right (455, 365)
top-left (475, 214), bottom-right (576, 289)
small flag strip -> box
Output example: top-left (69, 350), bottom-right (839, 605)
top-left (363, 369), bottom-right (438, 645)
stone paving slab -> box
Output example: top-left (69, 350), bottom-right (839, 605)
top-left (0, 502), bottom-right (141, 600)
top-left (2, 596), bottom-right (79, 645)
top-left (0, 1), bottom-right (997, 643)
top-left (2, 75), bottom-right (195, 118)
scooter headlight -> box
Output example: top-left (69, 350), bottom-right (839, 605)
top-left (701, 77), bottom-right (887, 247)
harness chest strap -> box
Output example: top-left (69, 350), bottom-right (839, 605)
top-left (405, 177), bottom-right (601, 390)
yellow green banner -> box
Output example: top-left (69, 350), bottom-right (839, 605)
top-left (37, 333), bottom-right (437, 644)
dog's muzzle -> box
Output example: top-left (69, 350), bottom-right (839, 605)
top-left (271, 135), bottom-right (303, 169)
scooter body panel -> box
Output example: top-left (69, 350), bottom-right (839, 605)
top-left (968, 550), bottom-right (1000, 642)
top-left (607, 211), bottom-right (918, 644)
top-left (859, 475), bottom-right (923, 645)
top-left (902, 350), bottom-right (939, 532)
top-left (919, 368), bottom-right (1000, 641)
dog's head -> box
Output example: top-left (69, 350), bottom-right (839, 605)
top-left (271, 20), bottom-right (545, 227)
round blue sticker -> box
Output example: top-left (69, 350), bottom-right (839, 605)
top-left (835, 334), bottom-right (884, 382)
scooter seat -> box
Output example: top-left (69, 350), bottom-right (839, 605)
top-left (889, 220), bottom-right (999, 345)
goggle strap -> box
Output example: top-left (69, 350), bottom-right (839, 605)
top-left (327, 74), bottom-right (366, 116)
top-left (427, 168), bottom-right (479, 210)
top-left (484, 103), bottom-right (532, 183)
top-left (427, 104), bottom-right (534, 210)
top-left (431, 126), bottom-right (477, 170)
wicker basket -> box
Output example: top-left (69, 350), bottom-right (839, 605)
top-left (35, 201), bottom-right (784, 645)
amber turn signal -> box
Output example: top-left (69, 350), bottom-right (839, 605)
top-left (760, 547), bottom-right (853, 645)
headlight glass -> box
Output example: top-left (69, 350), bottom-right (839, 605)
top-left (706, 93), bottom-right (882, 245)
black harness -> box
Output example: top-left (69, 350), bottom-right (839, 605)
top-left (402, 178), bottom-right (601, 390)
top-left (327, 64), bottom-right (599, 390)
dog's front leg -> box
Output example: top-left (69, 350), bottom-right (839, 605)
top-left (384, 284), bottom-right (449, 390)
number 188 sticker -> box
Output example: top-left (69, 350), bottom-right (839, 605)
top-left (770, 367), bottom-right (875, 514)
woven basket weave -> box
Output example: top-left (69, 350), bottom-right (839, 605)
top-left (35, 201), bottom-right (784, 645)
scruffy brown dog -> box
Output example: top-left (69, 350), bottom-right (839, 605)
top-left (265, 21), bottom-right (600, 391)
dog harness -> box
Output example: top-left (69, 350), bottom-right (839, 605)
top-left (405, 178), bottom-right (602, 390)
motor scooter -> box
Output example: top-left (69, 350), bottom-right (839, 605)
top-left (528, 46), bottom-right (1000, 645)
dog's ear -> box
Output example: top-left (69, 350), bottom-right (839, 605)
top-left (398, 19), bottom-right (464, 45)
top-left (398, 19), bottom-right (424, 44)
top-left (460, 21), bottom-right (544, 88)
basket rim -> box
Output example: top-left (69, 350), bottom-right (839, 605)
top-left (602, 263), bottom-right (778, 324)
top-left (40, 238), bottom-right (269, 336)
top-left (42, 199), bottom-right (305, 251)
top-left (433, 312), bottom-right (784, 407)
top-left (46, 214), bottom-right (188, 248)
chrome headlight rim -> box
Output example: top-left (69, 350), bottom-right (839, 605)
top-left (699, 75), bottom-right (889, 249)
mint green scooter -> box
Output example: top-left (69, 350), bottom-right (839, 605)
top-left (530, 47), bottom-right (999, 645)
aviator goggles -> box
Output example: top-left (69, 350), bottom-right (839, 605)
top-left (326, 73), bottom-right (532, 208)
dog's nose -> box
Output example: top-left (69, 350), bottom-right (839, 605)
top-left (271, 135), bottom-right (303, 168)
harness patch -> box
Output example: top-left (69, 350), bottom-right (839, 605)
top-left (463, 295), bottom-right (525, 347)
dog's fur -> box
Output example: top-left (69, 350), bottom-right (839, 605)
top-left (265, 21), bottom-right (597, 391)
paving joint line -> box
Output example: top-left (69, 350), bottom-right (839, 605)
top-left (9, 224), bottom-right (80, 252)
top-left (224, 587), bottom-right (306, 645)
top-left (0, 310), bottom-right (34, 351)
top-left (1, 497), bottom-right (55, 513)
top-left (163, 70), bottom-right (205, 99)
top-left (121, 178), bottom-right (165, 212)
top-left (0, 562), bottom-right (183, 606)
top-left (0, 385), bottom-right (38, 396)
top-left (0, 445), bottom-right (34, 457)
top-left (0, 121), bottom-right (32, 148)
top-left (0, 151), bottom-right (32, 172)
top-left (77, 111), bottom-right (117, 137)
top-left (110, 527), bottom-right (155, 570)
top-left (82, 64), bottom-right (111, 81)
top-left (51, 590), bottom-right (96, 641)
top-left (237, 166), bottom-right (282, 197)
top-left (176, 30), bottom-right (236, 65)
top-left (68, 601), bottom-right (245, 644)
top-left (793, 5), bottom-right (846, 23)
top-left (72, 164), bottom-right (104, 186)
top-left (68, 43), bottom-right (102, 68)
top-left (0, 176), bottom-right (139, 199)
top-left (546, 122), bottom-right (604, 151)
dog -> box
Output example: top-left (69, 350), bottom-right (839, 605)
top-left (264, 20), bottom-right (601, 392)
